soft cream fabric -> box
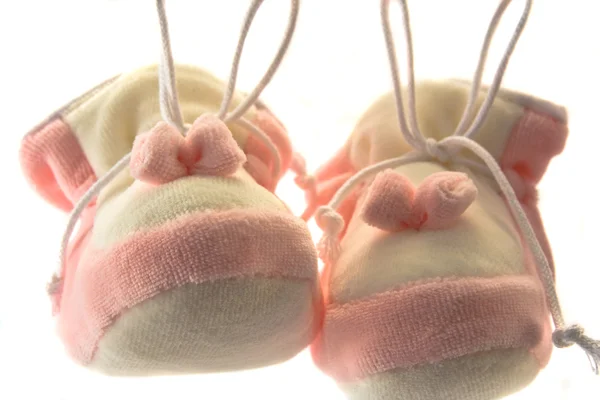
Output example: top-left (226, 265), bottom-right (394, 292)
top-left (65, 65), bottom-right (260, 221)
top-left (91, 278), bottom-right (318, 375)
top-left (451, 79), bottom-right (568, 122)
top-left (92, 168), bottom-right (287, 248)
top-left (52, 65), bottom-right (321, 376)
top-left (329, 80), bottom-right (563, 303)
top-left (60, 65), bottom-right (289, 249)
top-left (312, 80), bottom-right (566, 400)
top-left (331, 161), bottom-right (524, 303)
top-left (349, 80), bottom-right (524, 168)
top-left (340, 348), bottom-right (539, 400)
top-left (348, 80), bottom-right (567, 170)
top-left (65, 65), bottom-right (256, 175)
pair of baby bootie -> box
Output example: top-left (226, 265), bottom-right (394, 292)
top-left (19, 0), bottom-right (598, 399)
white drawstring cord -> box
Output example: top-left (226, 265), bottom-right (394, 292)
top-left (156, 0), bottom-right (186, 134)
top-left (455, 0), bottom-right (532, 139)
top-left (218, 0), bottom-right (299, 122)
top-left (49, 0), bottom-right (300, 303)
top-left (316, 0), bottom-right (599, 373)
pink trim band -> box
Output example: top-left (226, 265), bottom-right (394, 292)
top-left (244, 108), bottom-right (293, 190)
top-left (501, 109), bottom-right (568, 276)
top-left (312, 275), bottom-right (548, 383)
top-left (58, 209), bottom-right (318, 364)
top-left (501, 109), bottom-right (568, 183)
top-left (20, 118), bottom-right (96, 211)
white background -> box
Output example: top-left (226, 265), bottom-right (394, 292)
top-left (1, 0), bottom-right (599, 399)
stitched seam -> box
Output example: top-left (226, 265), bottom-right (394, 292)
top-left (94, 202), bottom-right (298, 250)
top-left (336, 344), bottom-right (535, 384)
top-left (328, 274), bottom-right (535, 310)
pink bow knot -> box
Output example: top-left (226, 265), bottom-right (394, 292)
top-left (130, 115), bottom-right (246, 184)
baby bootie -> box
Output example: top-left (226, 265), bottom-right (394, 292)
top-left (19, 0), bottom-right (322, 376)
top-left (310, 1), bottom-right (598, 399)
